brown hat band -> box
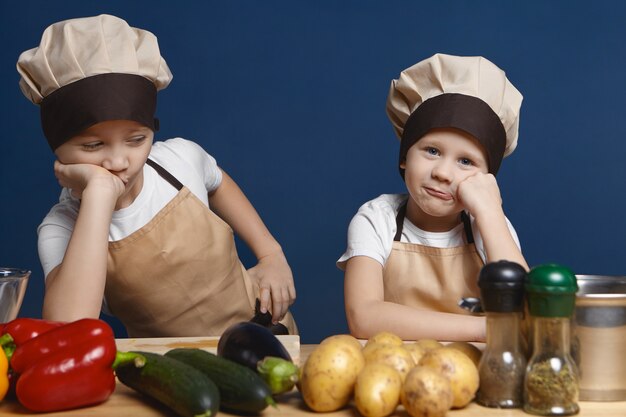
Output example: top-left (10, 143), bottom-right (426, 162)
top-left (399, 93), bottom-right (506, 178)
top-left (40, 73), bottom-right (159, 151)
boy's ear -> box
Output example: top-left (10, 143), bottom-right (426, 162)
top-left (400, 161), bottom-right (406, 169)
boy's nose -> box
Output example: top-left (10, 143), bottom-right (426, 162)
top-left (432, 160), bottom-right (454, 182)
top-left (102, 149), bottom-right (129, 172)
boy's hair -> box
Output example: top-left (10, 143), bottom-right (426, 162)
top-left (386, 53), bottom-right (523, 177)
top-left (17, 14), bottom-right (172, 151)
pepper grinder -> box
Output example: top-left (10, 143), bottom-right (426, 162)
top-left (476, 260), bottom-right (527, 408)
top-left (524, 264), bottom-right (579, 416)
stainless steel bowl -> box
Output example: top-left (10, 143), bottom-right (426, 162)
top-left (575, 275), bottom-right (626, 401)
top-left (0, 268), bottom-right (30, 322)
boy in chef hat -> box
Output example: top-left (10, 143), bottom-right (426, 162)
top-left (337, 53), bottom-right (527, 342)
top-left (17, 14), bottom-right (297, 337)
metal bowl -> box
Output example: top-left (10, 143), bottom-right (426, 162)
top-left (574, 275), bottom-right (626, 401)
top-left (0, 268), bottom-right (30, 323)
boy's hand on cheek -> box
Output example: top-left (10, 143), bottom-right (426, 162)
top-left (456, 172), bottom-right (503, 219)
top-left (246, 250), bottom-right (296, 323)
top-left (54, 160), bottom-right (125, 200)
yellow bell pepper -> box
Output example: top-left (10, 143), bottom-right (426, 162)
top-left (0, 347), bottom-right (8, 401)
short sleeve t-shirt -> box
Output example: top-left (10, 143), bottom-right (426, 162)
top-left (336, 194), bottom-right (521, 270)
top-left (37, 138), bottom-right (223, 279)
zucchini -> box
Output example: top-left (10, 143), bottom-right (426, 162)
top-left (115, 351), bottom-right (219, 417)
top-left (165, 348), bottom-right (275, 414)
top-left (217, 321), bottom-right (291, 371)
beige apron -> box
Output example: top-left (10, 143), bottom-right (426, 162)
top-left (104, 159), bottom-right (297, 337)
top-left (382, 201), bottom-right (483, 314)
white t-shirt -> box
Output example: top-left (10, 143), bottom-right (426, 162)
top-left (336, 194), bottom-right (521, 270)
top-left (37, 138), bottom-right (223, 280)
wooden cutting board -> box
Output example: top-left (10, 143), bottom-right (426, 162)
top-left (1, 336), bottom-right (624, 416)
top-left (116, 334), bottom-right (301, 364)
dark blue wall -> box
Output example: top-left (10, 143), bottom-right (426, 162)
top-left (2, 1), bottom-right (626, 343)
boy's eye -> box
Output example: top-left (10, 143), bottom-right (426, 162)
top-left (459, 158), bottom-right (473, 166)
top-left (82, 142), bottom-right (102, 150)
top-left (127, 135), bottom-right (147, 144)
top-left (426, 147), bottom-right (440, 156)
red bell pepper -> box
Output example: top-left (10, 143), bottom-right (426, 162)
top-left (10, 318), bottom-right (132, 412)
top-left (10, 318), bottom-right (112, 374)
top-left (0, 318), bottom-right (66, 399)
top-left (1, 317), bottom-right (65, 346)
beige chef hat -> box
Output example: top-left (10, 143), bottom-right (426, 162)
top-left (16, 14), bottom-right (173, 150)
top-left (386, 53), bottom-right (523, 176)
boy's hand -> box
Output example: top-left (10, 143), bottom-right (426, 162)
top-left (246, 250), bottom-right (296, 323)
top-left (54, 161), bottom-right (125, 200)
top-left (456, 172), bottom-right (503, 220)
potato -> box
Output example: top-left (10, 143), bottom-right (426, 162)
top-left (402, 342), bottom-right (427, 365)
top-left (445, 341), bottom-right (482, 368)
top-left (401, 366), bottom-right (452, 417)
top-left (362, 343), bottom-right (415, 381)
top-left (366, 331), bottom-right (404, 347)
top-left (355, 363), bottom-right (402, 417)
top-left (321, 334), bottom-right (363, 352)
top-left (418, 347), bottom-right (479, 408)
top-left (414, 338), bottom-right (443, 352)
top-left (361, 341), bottom-right (381, 357)
top-left (299, 338), bottom-right (365, 412)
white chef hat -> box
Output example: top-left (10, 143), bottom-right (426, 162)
top-left (386, 53), bottom-right (523, 176)
top-left (16, 14), bottom-right (173, 150)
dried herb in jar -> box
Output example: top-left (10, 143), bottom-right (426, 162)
top-left (523, 265), bottom-right (579, 416)
top-left (526, 359), bottom-right (578, 411)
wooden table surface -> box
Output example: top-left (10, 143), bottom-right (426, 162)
top-left (0, 336), bottom-right (623, 416)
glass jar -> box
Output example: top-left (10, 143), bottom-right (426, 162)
top-left (476, 261), bottom-right (527, 408)
top-left (524, 264), bottom-right (579, 416)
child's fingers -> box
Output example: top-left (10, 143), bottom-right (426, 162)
top-left (259, 286), bottom-right (271, 314)
top-left (271, 290), bottom-right (285, 322)
top-left (271, 286), bottom-right (292, 322)
top-left (69, 188), bottom-right (82, 199)
top-left (288, 283), bottom-right (297, 302)
top-left (274, 285), bottom-right (295, 322)
top-left (53, 161), bottom-right (70, 184)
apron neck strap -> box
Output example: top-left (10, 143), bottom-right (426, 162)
top-left (393, 199), bottom-right (475, 243)
top-left (460, 211), bottom-right (475, 244)
top-left (146, 158), bottom-right (184, 191)
top-left (393, 201), bottom-right (408, 241)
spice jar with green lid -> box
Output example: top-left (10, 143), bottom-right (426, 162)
top-left (476, 260), bottom-right (527, 408)
top-left (524, 264), bottom-right (579, 416)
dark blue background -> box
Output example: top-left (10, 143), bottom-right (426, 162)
top-left (2, 1), bottom-right (626, 343)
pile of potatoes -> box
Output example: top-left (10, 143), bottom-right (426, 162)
top-left (299, 332), bottom-right (481, 417)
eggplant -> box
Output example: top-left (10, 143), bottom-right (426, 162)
top-left (249, 298), bottom-right (289, 335)
top-left (217, 321), bottom-right (292, 372)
